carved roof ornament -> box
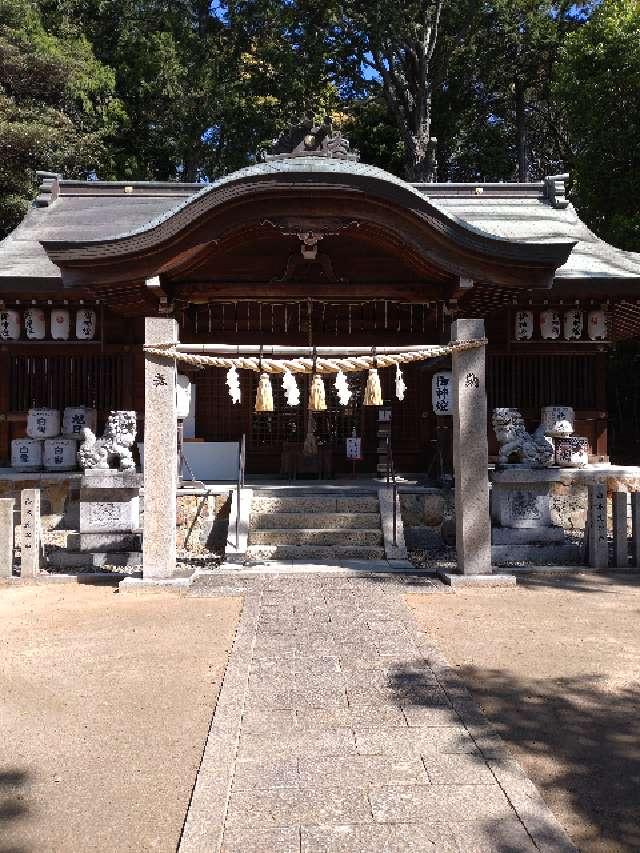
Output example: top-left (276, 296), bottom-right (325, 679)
top-left (264, 115), bottom-right (359, 161)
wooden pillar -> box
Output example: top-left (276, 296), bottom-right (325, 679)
top-left (451, 319), bottom-right (491, 575)
top-left (143, 318), bottom-right (178, 578)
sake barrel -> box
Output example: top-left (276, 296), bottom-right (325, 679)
top-left (541, 406), bottom-right (575, 437)
top-left (26, 408), bottom-right (60, 439)
top-left (555, 436), bottom-right (589, 468)
top-left (43, 438), bottom-right (77, 471)
top-left (0, 308), bottom-right (21, 340)
top-left (51, 308), bottom-right (70, 340)
top-left (24, 307), bottom-right (46, 340)
top-left (62, 407), bottom-right (97, 438)
top-left (11, 438), bottom-right (43, 471)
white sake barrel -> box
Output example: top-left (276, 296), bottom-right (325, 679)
top-left (24, 307), bottom-right (46, 340)
top-left (432, 371), bottom-right (453, 415)
top-left (555, 436), bottom-right (589, 468)
top-left (0, 308), bottom-right (21, 340)
top-left (540, 309), bottom-right (561, 340)
top-left (541, 406), bottom-right (575, 437)
top-left (587, 309), bottom-right (607, 341)
top-left (43, 438), bottom-right (77, 471)
top-left (514, 309), bottom-right (534, 340)
top-left (11, 438), bottom-right (43, 471)
top-left (75, 308), bottom-right (97, 340)
top-left (51, 308), bottom-right (70, 340)
top-left (564, 309), bottom-right (583, 340)
top-left (26, 408), bottom-right (60, 439)
top-left (62, 407), bottom-right (97, 438)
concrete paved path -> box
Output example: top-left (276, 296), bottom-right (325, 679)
top-left (179, 576), bottom-right (576, 852)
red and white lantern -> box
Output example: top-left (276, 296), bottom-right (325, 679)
top-left (51, 308), bottom-right (70, 340)
top-left (24, 307), bottom-right (46, 340)
top-left (0, 309), bottom-right (21, 340)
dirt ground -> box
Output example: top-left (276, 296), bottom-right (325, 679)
top-left (0, 582), bottom-right (242, 853)
top-left (407, 573), bottom-right (640, 853)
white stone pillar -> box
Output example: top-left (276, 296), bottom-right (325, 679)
top-left (587, 483), bottom-right (608, 569)
top-left (631, 492), bottom-right (640, 568)
top-left (20, 489), bottom-right (41, 577)
top-left (451, 318), bottom-right (492, 575)
top-left (0, 498), bottom-right (15, 577)
top-left (143, 317), bottom-right (178, 578)
top-left (612, 491), bottom-right (629, 569)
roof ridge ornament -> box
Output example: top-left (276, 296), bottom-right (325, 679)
top-left (264, 115), bottom-right (359, 162)
top-left (544, 173), bottom-right (570, 209)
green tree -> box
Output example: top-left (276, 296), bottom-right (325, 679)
top-left (555, 0), bottom-right (640, 249)
top-left (0, 0), bottom-right (122, 236)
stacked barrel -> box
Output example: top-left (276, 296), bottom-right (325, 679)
top-left (11, 408), bottom-right (97, 472)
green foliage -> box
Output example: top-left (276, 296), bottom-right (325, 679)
top-left (0, 0), bottom-right (122, 236)
top-left (555, 0), bottom-right (640, 249)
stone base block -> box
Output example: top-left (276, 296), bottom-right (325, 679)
top-left (438, 571), bottom-right (517, 588)
top-left (491, 527), bottom-right (566, 545)
top-left (47, 550), bottom-right (142, 570)
top-left (492, 543), bottom-right (581, 564)
top-left (67, 532), bottom-right (142, 552)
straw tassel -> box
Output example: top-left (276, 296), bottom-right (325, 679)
top-left (364, 368), bottom-right (383, 406)
top-left (255, 371), bottom-right (274, 412)
top-left (308, 373), bottom-right (327, 411)
top-left (395, 364), bottom-right (406, 401)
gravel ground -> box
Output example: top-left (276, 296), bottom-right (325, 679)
top-left (407, 572), bottom-right (640, 853)
top-left (0, 583), bottom-right (241, 852)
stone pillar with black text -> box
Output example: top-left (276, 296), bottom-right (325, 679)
top-left (451, 319), bottom-right (492, 575)
top-left (143, 317), bottom-right (178, 578)
top-left (20, 489), bottom-right (41, 577)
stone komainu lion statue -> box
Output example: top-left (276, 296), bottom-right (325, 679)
top-left (78, 410), bottom-right (137, 471)
top-left (492, 407), bottom-right (554, 467)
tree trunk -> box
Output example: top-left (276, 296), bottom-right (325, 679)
top-left (403, 125), bottom-right (437, 182)
top-left (515, 79), bottom-right (529, 182)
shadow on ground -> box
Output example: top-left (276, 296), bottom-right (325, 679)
top-left (516, 571), bottom-right (640, 595)
top-left (388, 658), bottom-right (640, 852)
top-left (0, 768), bottom-right (29, 853)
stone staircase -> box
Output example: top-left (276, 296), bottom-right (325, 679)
top-left (246, 492), bottom-right (386, 561)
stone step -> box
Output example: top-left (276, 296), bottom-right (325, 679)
top-left (248, 528), bottom-right (384, 547)
top-left (251, 512), bottom-right (381, 530)
top-left (47, 551), bottom-right (142, 570)
top-left (251, 495), bottom-right (379, 514)
top-left (492, 543), bottom-right (581, 565)
top-left (66, 532), bottom-right (143, 552)
top-left (246, 544), bottom-right (387, 561)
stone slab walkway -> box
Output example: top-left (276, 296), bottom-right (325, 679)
top-left (179, 576), bottom-right (577, 853)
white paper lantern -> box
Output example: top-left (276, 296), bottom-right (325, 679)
top-left (540, 309), bottom-right (561, 340)
top-left (587, 309), bottom-right (607, 341)
top-left (0, 309), bottom-right (21, 340)
top-left (27, 408), bottom-right (60, 439)
top-left (24, 307), bottom-right (46, 340)
top-left (176, 374), bottom-right (192, 419)
top-left (564, 309), bottom-right (583, 340)
top-left (11, 438), bottom-right (43, 471)
top-left (51, 308), bottom-right (70, 340)
top-left (432, 371), bottom-right (453, 415)
top-left (514, 310), bottom-right (534, 340)
top-left (541, 406), bottom-right (575, 437)
top-left (555, 436), bottom-right (589, 468)
top-left (62, 407), bottom-right (97, 438)
top-left (75, 309), bottom-right (97, 340)
top-left (43, 438), bottom-right (77, 471)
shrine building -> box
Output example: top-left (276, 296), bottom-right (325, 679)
top-left (2, 145), bottom-right (640, 477)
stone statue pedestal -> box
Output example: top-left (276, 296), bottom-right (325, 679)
top-left (49, 470), bottom-right (143, 573)
top-left (491, 467), bottom-right (578, 563)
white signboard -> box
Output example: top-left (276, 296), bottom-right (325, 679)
top-left (346, 436), bottom-right (362, 460)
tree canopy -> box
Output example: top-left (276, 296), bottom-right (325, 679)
top-left (0, 0), bottom-right (637, 250)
